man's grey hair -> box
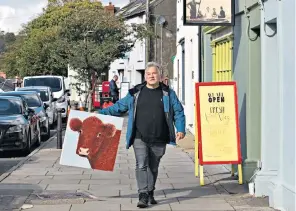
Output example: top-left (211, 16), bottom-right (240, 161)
top-left (145, 62), bottom-right (161, 74)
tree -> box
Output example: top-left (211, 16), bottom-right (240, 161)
top-left (0, 0), bottom-right (151, 110)
top-left (59, 6), bottom-right (142, 110)
top-left (0, 31), bottom-right (19, 77)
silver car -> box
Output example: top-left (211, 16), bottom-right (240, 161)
top-left (16, 86), bottom-right (58, 128)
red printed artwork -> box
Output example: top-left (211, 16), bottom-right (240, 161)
top-left (69, 116), bottom-right (121, 171)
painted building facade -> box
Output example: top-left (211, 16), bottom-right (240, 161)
top-left (174, 0), bottom-right (295, 210)
top-left (108, 0), bottom-right (176, 89)
top-left (254, 0), bottom-right (295, 210)
top-left (173, 0), bottom-right (200, 135)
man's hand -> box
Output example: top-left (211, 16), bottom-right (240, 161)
top-left (176, 132), bottom-right (185, 141)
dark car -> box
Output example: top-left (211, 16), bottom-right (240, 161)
top-left (0, 96), bottom-right (41, 154)
top-left (0, 91), bottom-right (50, 140)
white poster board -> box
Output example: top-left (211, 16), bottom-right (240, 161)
top-left (60, 110), bottom-right (124, 171)
top-left (120, 82), bottom-right (130, 99)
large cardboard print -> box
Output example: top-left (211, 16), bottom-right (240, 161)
top-left (60, 110), bottom-right (124, 171)
top-left (184, 0), bottom-right (234, 26)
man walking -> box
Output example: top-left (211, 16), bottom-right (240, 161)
top-left (100, 62), bottom-right (186, 208)
top-left (109, 75), bottom-right (119, 103)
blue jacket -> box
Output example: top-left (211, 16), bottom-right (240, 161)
top-left (99, 82), bottom-right (186, 149)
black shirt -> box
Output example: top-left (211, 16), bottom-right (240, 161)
top-left (135, 86), bottom-right (169, 143)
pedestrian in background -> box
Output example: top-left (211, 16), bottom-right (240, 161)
top-left (100, 62), bottom-right (186, 208)
top-left (109, 75), bottom-right (119, 103)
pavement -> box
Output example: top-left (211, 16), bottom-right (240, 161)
top-left (0, 129), bottom-right (59, 177)
top-left (0, 117), bottom-right (277, 211)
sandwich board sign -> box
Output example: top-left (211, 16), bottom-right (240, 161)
top-left (195, 81), bottom-right (243, 185)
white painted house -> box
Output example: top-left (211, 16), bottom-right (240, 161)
top-left (173, 0), bottom-right (200, 134)
top-left (108, 3), bottom-right (147, 92)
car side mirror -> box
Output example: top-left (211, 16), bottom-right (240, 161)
top-left (44, 103), bottom-right (49, 110)
top-left (67, 92), bottom-right (71, 96)
top-left (27, 108), bottom-right (35, 115)
top-left (52, 98), bottom-right (58, 102)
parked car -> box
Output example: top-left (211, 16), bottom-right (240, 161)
top-left (0, 91), bottom-right (50, 140)
top-left (23, 76), bottom-right (70, 120)
top-left (0, 96), bottom-right (41, 154)
top-left (16, 86), bottom-right (58, 128)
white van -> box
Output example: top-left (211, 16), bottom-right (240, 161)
top-left (23, 76), bottom-right (69, 119)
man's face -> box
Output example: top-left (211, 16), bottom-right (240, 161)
top-left (145, 66), bottom-right (160, 86)
top-left (114, 76), bottom-right (118, 81)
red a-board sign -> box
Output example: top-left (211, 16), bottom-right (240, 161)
top-left (195, 82), bottom-right (242, 165)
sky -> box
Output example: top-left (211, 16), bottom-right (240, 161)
top-left (0, 0), bottom-right (129, 33)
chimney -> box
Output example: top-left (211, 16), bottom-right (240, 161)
top-left (104, 2), bottom-right (115, 15)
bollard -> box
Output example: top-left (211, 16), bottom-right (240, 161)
top-left (56, 108), bottom-right (65, 149)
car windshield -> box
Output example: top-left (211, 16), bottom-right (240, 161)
top-left (21, 89), bottom-right (49, 102)
top-left (0, 99), bottom-right (22, 115)
top-left (22, 94), bottom-right (42, 107)
top-left (38, 90), bottom-right (49, 102)
top-left (24, 78), bottom-right (62, 92)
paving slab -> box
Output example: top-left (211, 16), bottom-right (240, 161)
top-left (91, 174), bottom-right (129, 180)
top-left (130, 183), bottom-right (174, 191)
top-left (131, 196), bottom-right (179, 205)
top-left (71, 202), bottom-right (120, 211)
top-left (80, 179), bottom-right (120, 185)
top-left (53, 174), bottom-right (91, 180)
top-left (3, 179), bottom-right (41, 184)
top-left (170, 203), bottom-right (234, 211)
top-left (89, 184), bottom-right (131, 191)
top-left (10, 170), bottom-right (49, 176)
top-left (164, 188), bottom-right (225, 198)
top-left (87, 189), bottom-right (120, 197)
top-left (160, 178), bottom-right (201, 184)
top-left (40, 179), bottom-right (81, 184)
top-left (46, 184), bottom-right (89, 191)
top-left (46, 171), bottom-right (84, 175)
top-left (121, 203), bottom-right (171, 211)
top-left (21, 204), bottom-right (71, 211)
top-left (120, 189), bottom-right (165, 198)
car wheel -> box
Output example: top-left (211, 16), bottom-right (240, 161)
top-left (50, 112), bottom-right (58, 129)
top-left (36, 126), bottom-right (41, 147)
top-left (43, 120), bottom-right (51, 141)
top-left (23, 132), bottom-right (31, 155)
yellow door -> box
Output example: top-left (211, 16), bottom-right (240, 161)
top-left (212, 39), bottom-right (233, 82)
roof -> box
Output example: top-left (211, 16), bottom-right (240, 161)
top-left (116, 0), bottom-right (162, 18)
top-left (0, 95), bottom-right (23, 101)
top-left (1, 91), bottom-right (39, 96)
top-left (17, 86), bottom-right (50, 91)
top-left (23, 75), bottom-right (64, 79)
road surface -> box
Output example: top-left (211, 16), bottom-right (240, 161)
top-left (0, 124), bottom-right (65, 176)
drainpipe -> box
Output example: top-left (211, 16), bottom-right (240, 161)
top-left (145, 0), bottom-right (150, 64)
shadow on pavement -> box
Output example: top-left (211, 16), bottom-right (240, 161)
top-left (113, 185), bottom-right (228, 205)
top-left (0, 183), bottom-right (44, 211)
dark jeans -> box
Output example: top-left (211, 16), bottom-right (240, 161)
top-left (133, 139), bottom-right (166, 194)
